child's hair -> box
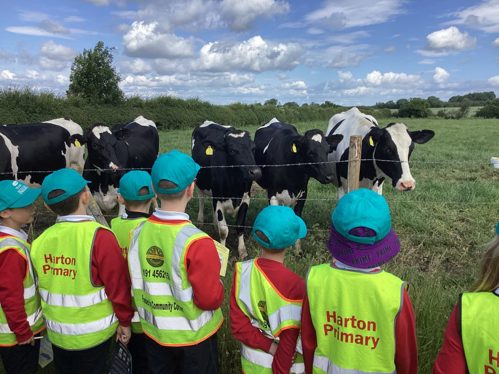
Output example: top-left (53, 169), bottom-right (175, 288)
top-left (472, 236), bottom-right (499, 292)
top-left (47, 188), bottom-right (85, 216)
top-left (124, 187), bottom-right (154, 210)
top-left (156, 180), bottom-right (187, 201)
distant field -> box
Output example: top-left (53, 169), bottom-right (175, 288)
top-left (390, 106), bottom-right (482, 117)
top-left (9, 117), bottom-right (499, 374)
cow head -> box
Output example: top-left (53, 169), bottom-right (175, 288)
top-left (296, 130), bottom-right (343, 184)
top-left (369, 123), bottom-right (434, 191)
top-left (85, 124), bottom-right (121, 172)
top-left (224, 130), bottom-right (262, 182)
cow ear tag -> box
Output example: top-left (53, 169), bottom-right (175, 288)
top-left (206, 146), bottom-right (214, 156)
top-left (74, 139), bottom-right (81, 148)
top-left (291, 144), bottom-right (297, 153)
top-left (369, 136), bottom-right (374, 147)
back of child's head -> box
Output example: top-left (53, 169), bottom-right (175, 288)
top-left (0, 180), bottom-right (41, 213)
top-left (327, 188), bottom-right (400, 269)
top-left (151, 150), bottom-right (200, 201)
top-left (251, 205), bottom-right (307, 252)
top-left (118, 170), bottom-right (155, 209)
top-left (41, 168), bottom-right (88, 216)
top-left (472, 223), bottom-right (499, 292)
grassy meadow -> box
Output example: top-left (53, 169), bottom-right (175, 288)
top-left (7, 117), bottom-right (499, 374)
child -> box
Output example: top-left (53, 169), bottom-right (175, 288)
top-left (128, 150), bottom-right (224, 374)
top-left (433, 223), bottom-right (499, 373)
top-left (111, 170), bottom-right (155, 374)
top-left (0, 180), bottom-right (44, 374)
top-left (301, 188), bottom-right (417, 374)
top-left (30, 168), bottom-right (134, 374)
top-left (230, 205), bottom-right (307, 374)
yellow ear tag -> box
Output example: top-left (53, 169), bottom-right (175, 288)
top-left (291, 144), bottom-right (297, 153)
top-left (74, 140), bottom-right (81, 148)
top-left (369, 136), bottom-right (374, 147)
top-left (206, 146), bottom-right (214, 156)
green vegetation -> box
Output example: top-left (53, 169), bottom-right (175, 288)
top-left (476, 98), bottom-right (499, 118)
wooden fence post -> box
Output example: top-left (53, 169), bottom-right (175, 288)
top-left (347, 135), bottom-right (362, 193)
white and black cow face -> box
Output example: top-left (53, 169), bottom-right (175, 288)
top-left (225, 131), bottom-right (262, 182)
top-left (86, 125), bottom-right (121, 171)
top-left (370, 123), bottom-right (434, 191)
top-left (298, 130), bottom-right (343, 184)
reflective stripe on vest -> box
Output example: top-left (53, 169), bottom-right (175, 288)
top-left (39, 288), bottom-right (108, 307)
top-left (46, 314), bottom-right (117, 335)
top-left (0, 308), bottom-right (43, 334)
top-left (313, 355), bottom-right (395, 374)
top-left (241, 344), bottom-right (305, 373)
top-left (461, 291), bottom-right (499, 374)
top-left (136, 306), bottom-right (215, 331)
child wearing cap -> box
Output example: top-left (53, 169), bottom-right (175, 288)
top-left (0, 180), bottom-right (44, 373)
top-left (30, 168), bottom-right (134, 374)
top-left (301, 188), bottom-right (417, 374)
top-left (111, 170), bottom-right (155, 374)
top-left (230, 205), bottom-right (307, 374)
top-left (128, 150), bottom-right (224, 374)
top-left (433, 223), bottom-right (499, 374)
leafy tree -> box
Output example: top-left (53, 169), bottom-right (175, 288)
top-left (398, 98), bottom-right (429, 118)
top-left (396, 98), bottom-right (408, 108)
top-left (264, 98), bottom-right (278, 106)
top-left (427, 96), bottom-right (443, 108)
top-left (67, 41), bottom-right (124, 104)
top-left (476, 99), bottom-right (499, 118)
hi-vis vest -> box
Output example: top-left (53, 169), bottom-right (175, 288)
top-left (235, 260), bottom-right (305, 374)
top-left (111, 216), bottom-right (147, 333)
top-left (307, 264), bottom-right (404, 374)
top-left (128, 219), bottom-right (223, 346)
top-left (31, 221), bottom-right (118, 350)
top-left (0, 236), bottom-right (44, 346)
top-left (461, 290), bottom-right (499, 374)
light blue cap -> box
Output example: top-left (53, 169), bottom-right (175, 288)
top-left (151, 150), bottom-right (200, 195)
top-left (41, 168), bottom-right (89, 205)
top-left (118, 171), bottom-right (155, 201)
top-left (496, 222), bottom-right (499, 235)
top-left (331, 188), bottom-right (392, 245)
top-left (252, 205), bottom-right (307, 250)
top-left (0, 180), bottom-right (41, 211)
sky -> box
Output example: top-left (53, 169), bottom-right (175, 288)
top-left (0, 0), bottom-right (498, 106)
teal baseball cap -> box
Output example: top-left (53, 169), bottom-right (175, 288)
top-left (151, 150), bottom-right (200, 195)
top-left (41, 168), bottom-right (89, 205)
top-left (0, 180), bottom-right (41, 212)
top-left (118, 171), bottom-right (155, 201)
top-left (252, 206), bottom-right (307, 250)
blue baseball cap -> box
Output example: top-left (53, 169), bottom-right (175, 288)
top-left (252, 206), bottom-right (307, 250)
top-left (0, 180), bottom-right (41, 212)
top-left (41, 168), bottom-right (89, 205)
top-left (151, 150), bottom-right (200, 195)
top-left (118, 171), bottom-right (155, 201)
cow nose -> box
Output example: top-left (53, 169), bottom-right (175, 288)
top-left (400, 181), bottom-right (415, 191)
top-left (250, 167), bottom-right (262, 181)
top-left (109, 162), bottom-right (119, 170)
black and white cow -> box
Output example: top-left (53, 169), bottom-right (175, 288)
top-left (255, 118), bottom-right (343, 216)
top-left (192, 121), bottom-right (262, 259)
top-left (326, 107), bottom-right (435, 197)
top-left (0, 118), bottom-right (85, 184)
top-left (83, 115), bottom-right (159, 211)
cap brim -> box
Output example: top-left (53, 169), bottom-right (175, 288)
top-left (296, 216), bottom-right (307, 239)
top-left (327, 227), bottom-right (400, 269)
top-left (10, 187), bottom-right (41, 208)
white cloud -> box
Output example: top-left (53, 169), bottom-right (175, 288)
top-left (365, 70), bottom-right (423, 86)
top-left (26, 69), bottom-right (39, 79)
top-left (344, 86), bottom-right (373, 96)
top-left (199, 36), bottom-right (302, 72)
top-left (64, 16), bottom-right (86, 23)
top-left (220, 0), bottom-right (289, 31)
top-left (120, 59), bottom-right (153, 74)
top-left (424, 27), bottom-right (476, 54)
top-left (419, 59), bottom-right (436, 65)
top-left (84, 0), bottom-right (110, 5)
top-left (489, 75), bottom-right (499, 86)
top-left (322, 45), bottom-right (369, 68)
top-left (305, 0), bottom-right (406, 29)
top-left (38, 20), bottom-right (69, 35)
top-left (494, 38), bottom-right (499, 47)
top-left (1, 70), bottom-right (16, 80)
top-left (448, 0), bottom-right (499, 33)
top-left (123, 21), bottom-right (195, 58)
top-left (433, 67), bottom-right (450, 84)
top-left (285, 80), bottom-right (307, 89)
top-left (18, 11), bottom-right (50, 22)
top-left (40, 41), bottom-right (75, 61)
top-left (337, 71), bottom-right (353, 81)
top-left (5, 26), bottom-right (71, 39)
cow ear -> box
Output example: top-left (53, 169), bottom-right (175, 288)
top-left (325, 134), bottom-right (343, 152)
top-left (70, 134), bottom-right (85, 147)
top-left (115, 128), bottom-right (131, 141)
top-left (409, 130), bottom-right (435, 144)
top-left (368, 127), bottom-right (384, 146)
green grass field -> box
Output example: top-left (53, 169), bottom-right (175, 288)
top-left (7, 117), bottom-right (499, 373)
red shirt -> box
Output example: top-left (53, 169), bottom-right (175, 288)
top-left (230, 257), bottom-right (306, 374)
top-left (300, 266), bottom-right (418, 374)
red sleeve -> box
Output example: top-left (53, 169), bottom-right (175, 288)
top-left (229, 269), bottom-right (273, 352)
top-left (92, 228), bottom-right (134, 327)
top-left (273, 327), bottom-right (300, 374)
top-left (301, 294), bottom-right (317, 374)
top-left (0, 250), bottom-right (32, 343)
top-left (185, 237), bottom-right (224, 310)
top-left (395, 288), bottom-right (418, 374)
top-left (433, 304), bottom-right (467, 374)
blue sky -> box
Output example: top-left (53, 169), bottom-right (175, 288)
top-left (0, 0), bottom-right (498, 105)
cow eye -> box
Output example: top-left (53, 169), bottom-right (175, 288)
top-left (229, 149), bottom-right (237, 155)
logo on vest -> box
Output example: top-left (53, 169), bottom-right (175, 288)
top-left (485, 348), bottom-right (499, 374)
top-left (146, 246), bottom-right (164, 267)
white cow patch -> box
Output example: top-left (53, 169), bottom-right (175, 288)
top-left (311, 134), bottom-right (322, 143)
top-left (259, 117), bottom-right (280, 129)
top-left (93, 185), bottom-right (118, 211)
top-left (133, 115), bottom-right (156, 128)
top-left (44, 118), bottom-right (83, 136)
top-left (200, 120), bottom-right (231, 128)
top-left (92, 126), bottom-right (112, 140)
top-left (273, 190), bottom-right (304, 207)
top-left (44, 118), bottom-right (85, 172)
top-left (191, 138), bottom-right (195, 150)
top-left (384, 123), bottom-right (415, 190)
top-left (227, 132), bottom-right (246, 138)
top-left (0, 132), bottom-right (20, 178)
top-left (263, 138), bottom-right (273, 154)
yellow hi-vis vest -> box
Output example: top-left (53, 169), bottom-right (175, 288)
top-left (307, 264), bottom-right (404, 374)
top-left (461, 290), bottom-right (499, 374)
top-left (111, 216), bottom-right (147, 334)
top-left (0, 236), bottom-right (44, 346)
top-left (235, 259), bottom-right (304, 374)
top-left (128, 219), bottom-right (223, 346)
top-left (31, 221), bottom-right (118, 350)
